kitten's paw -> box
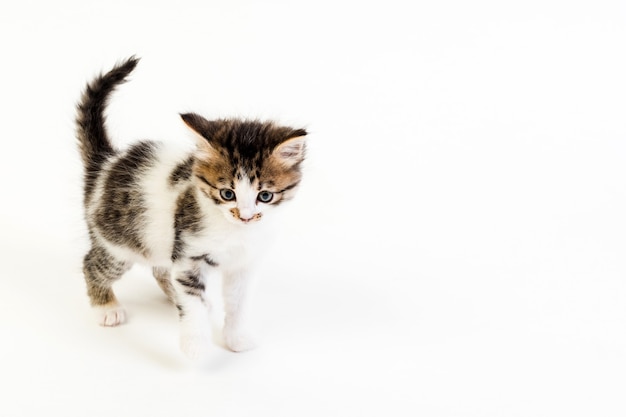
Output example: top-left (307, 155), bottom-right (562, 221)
top-left (95, 304), bottom-right (127, 327)
top-left (223, 327), bottom-right (258, 352)
top-left (180, 332), bottom-right (211, 361)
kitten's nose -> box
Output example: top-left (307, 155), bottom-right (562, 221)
top-left (238, 208), bottom-right (255, 220)
top-left (230, 207), bottom-right (262, 223)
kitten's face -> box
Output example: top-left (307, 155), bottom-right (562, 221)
top-left (182, 114), bottom-right (306, 225)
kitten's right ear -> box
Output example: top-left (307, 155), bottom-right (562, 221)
top-left (180, 113), bottom-right (219, 160)
top-left (181, 113), bottom-right (213, 138)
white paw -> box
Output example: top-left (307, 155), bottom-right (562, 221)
top-left (223, 327), bottom-right (258, 352)
top-left (95, 304), bottom-right (127, 327)
top-left (180, 332), bottom-right (211, 360)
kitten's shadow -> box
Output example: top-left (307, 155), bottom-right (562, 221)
top-left (121, 294), bottom-right (234, 370)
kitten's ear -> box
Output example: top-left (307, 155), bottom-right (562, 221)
top-left (180, 113), bottom-right (219, 159)
top-left (180, 113), bottom-right (217, 139)
top-left (273, 129), bottom-right (307, 167)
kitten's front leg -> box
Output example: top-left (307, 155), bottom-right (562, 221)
top-left (222, 269), bottom-right (257, 352)
top-left (171, 263), bottom-right (212, 360)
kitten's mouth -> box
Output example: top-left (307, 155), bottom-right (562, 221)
top-left (239, 217), bottom-right (260, 224)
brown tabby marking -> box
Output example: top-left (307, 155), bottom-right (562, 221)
top-left (169, 156), bottom-right (195, 186)
top-left (93, 141), bottom-right (156, 258)
top-left (83, 245), bottom-right (130, 306)
top-left (172, 187), bottom-right (203, 261)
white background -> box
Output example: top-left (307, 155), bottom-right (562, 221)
top-left (1, 1), bottom-right (625, 416)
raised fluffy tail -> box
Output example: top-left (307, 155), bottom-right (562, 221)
top-left (75, 56), bottom-right (140, 169)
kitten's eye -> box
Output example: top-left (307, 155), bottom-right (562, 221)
top-left (220, 189), bottom-right (236, 201)
top-left (257, 191), bottom-right (274, 203)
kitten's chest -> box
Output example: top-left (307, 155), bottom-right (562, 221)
top-left (191, 222), bottom-right (270, 270)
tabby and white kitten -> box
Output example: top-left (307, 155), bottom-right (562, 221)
top-left (76, 57), bottom-right (306, 359)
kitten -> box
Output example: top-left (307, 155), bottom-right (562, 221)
top-left (75, 56), bottom-right (307, 359)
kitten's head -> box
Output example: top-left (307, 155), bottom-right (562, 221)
top-left (181, 113), bottom-right (307, 225)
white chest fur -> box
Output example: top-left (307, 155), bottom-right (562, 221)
top-left (188, 210), bottom-right (273, 272)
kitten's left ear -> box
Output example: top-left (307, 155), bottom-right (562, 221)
top-left (273, 129), bottom-right (307, 168)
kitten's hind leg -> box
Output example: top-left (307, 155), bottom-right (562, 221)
top-left (153, 267), bottom-right (176, 304)
top-left (83, 246), bottom-right (130, 326)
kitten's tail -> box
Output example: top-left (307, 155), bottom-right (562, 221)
top-left (75, 56), bottom-right (140, 169)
